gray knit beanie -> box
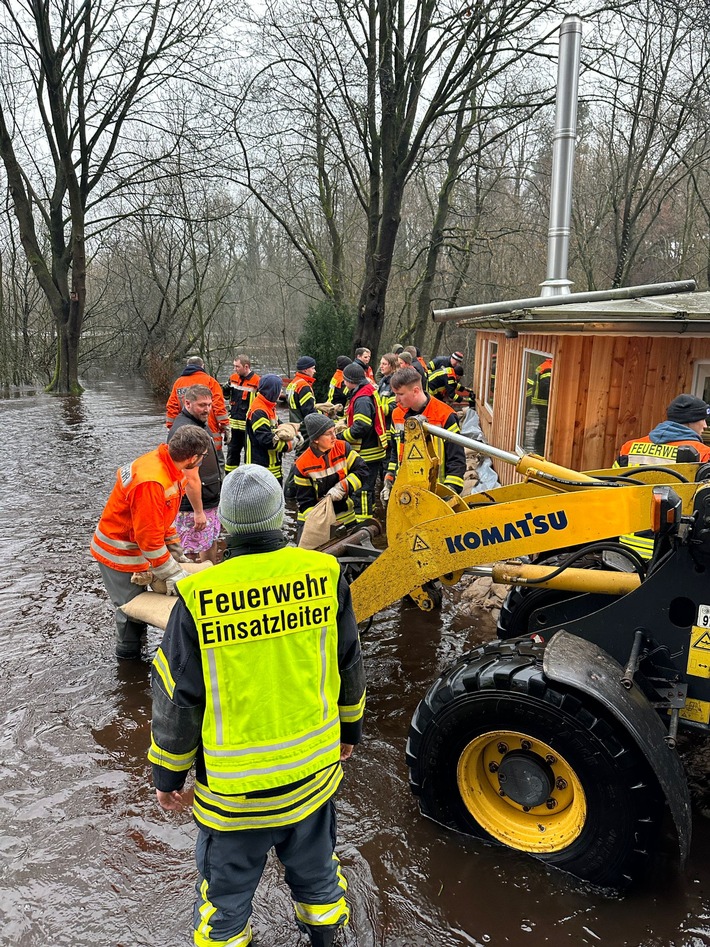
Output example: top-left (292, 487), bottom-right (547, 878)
top-left (305, 412), bottom-right (335, 440)
top-left (343, 362), bottom-right (365, 385)
top-left (218, 464), bottom-right (285, 534)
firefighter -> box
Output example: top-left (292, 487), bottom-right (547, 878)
top-left (530, 357), bottom-right (552, 454)
top-left (224, 354), bottom-right (260, 472)
top-left (383, 366), bottom-right (466, 501)
top-left (287, 356), bottom-right (318, 426)
top-left (166, 356), bottom-right (230, 459)
top-left (284, 356), bottom-right (318, 498)
top-left (167, 385), bottom-right (223, 565)
top-left (294, 413), bottom-right (367, 532)
top-left (340, 362), bottom-right (388, 520)
top-left (615, 394), bottom-right (710, 558)
top-left (246, 374), bottom-right (292, 483)
top-left (149, 464), bottom-right (365, 947)
top-left (327, 355), bottom-right (352, 410)
top-left (403, 345), bottom-right (428, 389)
top-left (91, 425), bottom-right (212, 660)
top-left (353, 347), bottom-right (375, 382)
top-left (428, 350), bottom-right (464, 373)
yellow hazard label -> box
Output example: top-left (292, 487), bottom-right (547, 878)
top-left (687, 626), bottom-right (710, 678)
top-left (679, 698), bottom-right (710, 724)
top-left (412, 535), bottom-right (429, 552)
top-left (407, 444), bottom-right (424, 460)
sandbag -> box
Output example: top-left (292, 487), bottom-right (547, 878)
top-left (274, 421), bottom-right (300, 443)
top-left (314, 402), bottom-right (344, 418)
top-left (298, 496), bottom-right (338, 550)
top-left (121, 561), bottom-right (213, 630)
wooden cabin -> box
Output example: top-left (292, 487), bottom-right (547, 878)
top-left (469, 290), bottom-right (710, 485)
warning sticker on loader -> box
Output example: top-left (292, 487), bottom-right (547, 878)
top-left (697, 604), bottom-right (710, 628)
top-left (679, 698), bottom-right (710, 725)
top-left (687, 626), bottom-right (710, 678)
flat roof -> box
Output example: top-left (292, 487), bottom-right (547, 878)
top-left (459, 290), bottom-right (710, 335)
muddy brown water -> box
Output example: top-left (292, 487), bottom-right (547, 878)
top-left (4, 379), bottom-right (710, 946)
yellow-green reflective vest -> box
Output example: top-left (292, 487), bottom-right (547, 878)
top-left (180, 547), bottom-right (342, 794)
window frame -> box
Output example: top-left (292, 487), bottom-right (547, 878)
top-left (517, 347), bottom-right (553, 454)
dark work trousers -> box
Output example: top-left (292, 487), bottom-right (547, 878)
top-left (97, 561), bottom-right (147, 659)
top-left (193, 800), bottom-right (347, 946)
top-left (354, 459), bottom-right (382, 520)
top-left (283, 435), bottom-right (310, 499)
top-left (226, 428), bottom-right (247, 472)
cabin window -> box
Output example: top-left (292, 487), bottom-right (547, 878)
top-left (518, 350), bottom-right (553, 454)
top-left (484, 341), bottom-right (497, 411)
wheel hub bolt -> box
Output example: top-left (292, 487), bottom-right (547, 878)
top-left (498, 789), bottom-right (506, 797)
top-left (488, 761), bottom-right (499, 773)
top-left (497, 742), bottom-right (508, 754)
top-left (521, 740), bottom-right (532, 750)
top-left (555, 778), bottom-right (568, 791)
top-left (546, 798), bottom-right (557, 810)
top-left (545, 754), bottom-right (556, 765)
top-left (498, 773), bottom-right (507, 783)
top-left (522, 805), bottom-right (531, 812)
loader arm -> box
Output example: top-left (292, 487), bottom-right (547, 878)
top-left (350, 417), bottom-right (700, 623)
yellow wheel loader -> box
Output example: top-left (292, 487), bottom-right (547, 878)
top-left (348, 417), bottom-right (710, 887)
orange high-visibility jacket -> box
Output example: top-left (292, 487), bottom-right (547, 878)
top-left (90, 444), bottom-right (185, 573)
top-left (165, 369), bottom-right (229, 434)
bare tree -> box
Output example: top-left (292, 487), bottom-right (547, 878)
top-left (231, 0), bottom-right (564, 356)
top-left (0, 0), bottom-right (225, 393)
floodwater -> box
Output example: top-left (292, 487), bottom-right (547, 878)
top-left (3, 379), bottom-right (710, 947)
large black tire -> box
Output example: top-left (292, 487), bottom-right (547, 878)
top-left (406, 639), bottom-right (664, 887)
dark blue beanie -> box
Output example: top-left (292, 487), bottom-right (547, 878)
top-left (258, 374), bottom-right (283, 403)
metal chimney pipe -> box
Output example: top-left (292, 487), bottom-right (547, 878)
top-left (540, 15), bottom-right (583, 297)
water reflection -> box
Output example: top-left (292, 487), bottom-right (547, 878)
top-left (1, 380), bottom-right (710, 946)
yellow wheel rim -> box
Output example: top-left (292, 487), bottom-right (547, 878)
top-left (457, 729), bottom-right (587, 853)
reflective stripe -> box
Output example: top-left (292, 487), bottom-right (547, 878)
top-left (195, 878), bottom-right (252, 946)
top-left (308, 458), bottom-right (348, 480)
top-left (204, 733), bottom-right (341, 781)
top-left (207, 649), bottom-right (223, 744)
top-left (339, 690), bottom-right (366, 723)
top-left (205, 717), bottom-right (339, 760)
top-left (153, 647), bottom-right (176, 698)
top-left (192, 766), bottom-right (343, 831)
top-left (294, 897), bottom-right (349, 926)
top-left (90, 537), bottom-right (145, 566)
top-left (147, 736), bottom-right (197, 772)
top-left (94, 526), bottom-right (139, 551)
top-left (144, 544), bottom-right (170, 561)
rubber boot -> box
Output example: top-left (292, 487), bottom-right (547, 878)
top-left (305, 924), bottom-right (338, 947)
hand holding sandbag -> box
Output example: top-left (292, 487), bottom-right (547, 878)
top-left (152, 557), bottom-right (189, 596)
top-left (327, 481), bottom-right (347, 501)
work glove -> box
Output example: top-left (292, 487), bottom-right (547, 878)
top-left (380, 477), bottom-right (393, 504)
top-left (222, 427), bottom-right (232, 444)
top-left (293, 432), bottom-right (305, 451)
top-left (167, 540), bottom-right (189, 563)
top-left (152, 557), bottom-right (189, 596)
top-left (333, 419), bottom-right (348, 435)
top-left (326, 481), bottom-right (347, 501)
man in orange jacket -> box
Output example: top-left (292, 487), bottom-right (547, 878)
top-left (383, 366), bottom-right (466, 501)
top-left (166, 356), bottom-right (230, 459)
top-left (91, 425), bottom-right (212, 660)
